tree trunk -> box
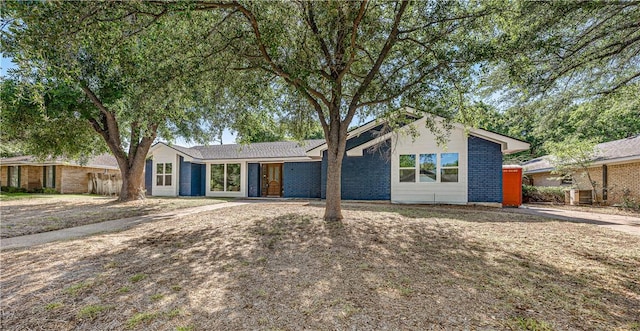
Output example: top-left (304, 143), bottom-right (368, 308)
top-left (324, 124), bottom-right (348, 222)
top-left (117, 157), bottom-right (146, 201)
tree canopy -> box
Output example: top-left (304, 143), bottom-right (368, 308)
top-left (2, 0), bottom-right (637, 218)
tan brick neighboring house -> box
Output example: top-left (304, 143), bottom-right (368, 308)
top-left (522, 135), bottom-right (640, 205)
top-left (0, 154), bottom-right (121, 194)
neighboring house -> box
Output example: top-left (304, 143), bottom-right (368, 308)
top-left (522, 135), bottom-right (640, 204)
top-left (147, 112), bottom-right (529, 205)
top-left (0, 154), bottom-right (121, 194)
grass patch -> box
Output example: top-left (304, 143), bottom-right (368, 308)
top-left (150, 294), bottom-right (164, 301)
top-left (512, 317), bottom-right (555, 331)
top-left (77, 304), bottom-right (110, 320)
top-left (64, 281), bottom-right (91, 296)
top-left (171, 285), bottom-right (182, 292)
top-left (118, 286), bottom-right (130, 293)
top-left (129, 273), bottom-right (147, 283)
top-left (176, 326), bottom-right (194, 331)
top-left (126, 312), bottom-right (160, 329)
top-left (44, 302), bottom-right (63, 311)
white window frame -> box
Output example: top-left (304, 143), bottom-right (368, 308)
top-left (440, 153), bottom-right (459, 183)
top-left (419, 153), bottom-right (438, 183)
top-left (210, 163), bottom-right (241, 192)
top-left (398, 154), bottom-right (417, 183)
top-left (398, 152), bottom-right (460, 183)
top-left (156, 163), bottom-right (173, 186)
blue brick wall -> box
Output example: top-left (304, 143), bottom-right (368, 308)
top-left (248, 163), bottom-right (261, 197)
top-left (145, 159), bottom-right (152, 195)
top-left (283, 162), bottom-right (321, 198)
top-left (467, 136), bottom-right (503, 203)
top-left (179, 156), bottom-right (192, 196)
top-left (346, 124), bottom-right (385, 150)
top-left (321, 141), bottom-right (391, 200)
top-left (191, 163), bottom-right (204, 196)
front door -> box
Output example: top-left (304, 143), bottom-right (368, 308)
top-left (262, 163), bottom-right (283, 197)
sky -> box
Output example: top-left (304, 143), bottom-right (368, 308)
top-left (1, 53), bottom-right (16, 77)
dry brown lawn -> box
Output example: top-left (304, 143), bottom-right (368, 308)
top-left (1, 202), bottom-right (639, 330)
top-left (0, 195), bottom-right (225, 238)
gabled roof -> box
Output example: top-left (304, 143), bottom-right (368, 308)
top-left (523, 134), bottom-right (640, 174)
top-left (0, 153), bottom-right (119, 169)
top-left (151, 140), bottom-right (325, 161)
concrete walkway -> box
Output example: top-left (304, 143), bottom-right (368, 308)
top-left (0, 201), bottom-right (247, 250)
top-left (510, 205), bottom-right (640, 236)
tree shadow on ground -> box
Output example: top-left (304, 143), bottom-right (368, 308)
top-left (1, 204), bottom-right (638, 330)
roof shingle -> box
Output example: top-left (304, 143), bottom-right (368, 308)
top-left (162, 139), bottom-right (326, 160)
top-left (523, 135), bottom-right (640, 173)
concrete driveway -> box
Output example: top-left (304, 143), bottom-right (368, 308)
top-left (509, 205), bottom-right (640, 236)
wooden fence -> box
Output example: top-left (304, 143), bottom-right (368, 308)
top-left (88, 173), bottom-right (122, 196)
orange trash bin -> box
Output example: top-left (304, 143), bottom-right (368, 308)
top-left (502, 165), bottom-right (523, 207)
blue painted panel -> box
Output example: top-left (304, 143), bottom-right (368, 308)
top-left (283, 162), bottom-right (321, 198)
top-left (321, 141), bottom-right (391, 200)
top-left (191, 163), bottom-right (204, 196)
top-left (248, 163), bottom-right (261, 197)
top-left (179, 156), bottom-right (192, 196)
top-left (200, 164), bottom-right (206, 196)
top-left (467, 136), bottom-right (503, 203)
top-left (145, 159), bottom-right (153, 195)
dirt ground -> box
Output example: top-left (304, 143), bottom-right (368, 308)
top-left (1, 203), bottom-right (638, 330)
top-left (0, 195), bottom-right (225, 238)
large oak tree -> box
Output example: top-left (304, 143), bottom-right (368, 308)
top-left (1, 2), bottom-right (240, 200)
top-left (167, 0), bottom-right (497, 221)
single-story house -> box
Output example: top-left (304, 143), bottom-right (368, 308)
top-left (0, 153), bottom-right (121, 194)
top-left (147, 113), bottom-right (530, 205)
top-left (522, 134), bottom-right (640, 204)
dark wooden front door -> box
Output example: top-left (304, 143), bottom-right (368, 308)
top-left (262, 163), bottom-right (283, 197)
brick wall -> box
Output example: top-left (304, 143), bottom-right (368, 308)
top-left (530, 161), bottom-right (639, 204)
top-left (0, 165), bottom-right (43, 190)
top-left (467, 136), bottom-right (503, 203)
top-left (527, 172), bottom-right (564, 187)
top-left (595, 162), bottom-right (639, 204)
top-left (283, 162), bottom-right (321, 198)
top-left (0, 166), bottom-right (6, 186)
top-left (321, 142), bottom-right (391, 200)
top-left (61, 166), bottom-right (119, 194)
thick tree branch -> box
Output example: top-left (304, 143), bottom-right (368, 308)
top-left (346, 0), bottom-right (409, 125)
top-left (230, 1), bottom-right (332, 108)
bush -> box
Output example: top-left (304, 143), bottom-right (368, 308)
top-left (523, 185), bottom-right (566, 204)
top-left (0, 186), bottom-right (27, 193)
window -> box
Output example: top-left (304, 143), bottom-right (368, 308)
top-left (8, 166), bottom-right (19, 187)
top-left (156, 163), bottom-right (172, 186)
top-left (210, 164), bottom-right (225, 191)
top-left (43, 165), bottom-right (56, 188)
top-left (226, 163), bottom-right (241, 192)
top-left (419, 154), bottom-right (437, 182)
top-left (399, 153), bottom-right (460, 183)
top-left (210, 163), bottom-right (241, 192)
top-left (440, 153), bottom-right (459, 182)
top-left (399, 154), bottom-right (416, 182)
